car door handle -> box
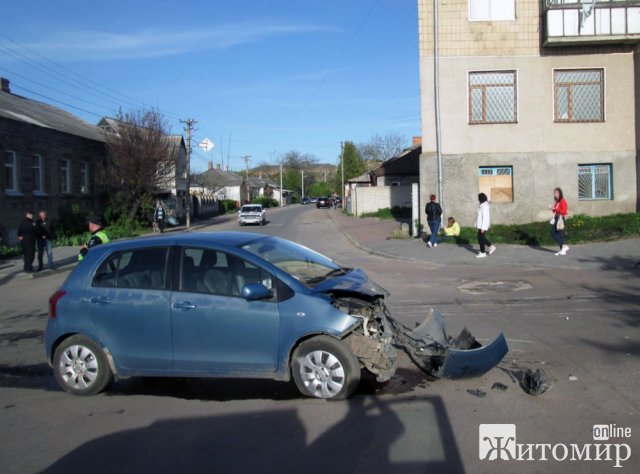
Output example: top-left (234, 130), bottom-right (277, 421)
top-left (90, 297), bottom-right (111, 305)
top-left (173, 301), bottom-right (196, 311)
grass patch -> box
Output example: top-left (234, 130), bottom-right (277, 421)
top-left (450, 213), bottom-right (640, 246)
top-left (361, 206), bottom-right (412, 220)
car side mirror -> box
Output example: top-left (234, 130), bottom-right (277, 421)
top-left (241, 283), bottom-right (272, 301)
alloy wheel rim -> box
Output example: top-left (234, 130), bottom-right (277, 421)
top-left (59, 344), bottom-right (99, 389)
top-left (300, 350), bottom-right (345, 398)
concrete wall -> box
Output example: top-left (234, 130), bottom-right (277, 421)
top-left (420, 150), bottom-right (637, 226)
top-left (377, 175), bottom-right (418, 187)
top-left (353, 186), bottom-right (412, 216)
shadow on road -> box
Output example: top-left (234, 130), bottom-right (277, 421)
top-left (42, 395), bottom-right (465, 474)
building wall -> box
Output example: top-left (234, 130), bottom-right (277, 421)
top-left (1, 119), bottom-right (104, 244)
top-left (417, 0), bottom-right (639, 224)
top-left (418, 0), bottom-right (540, 58)
top-left (377, 175), bottom-right (419, 187)
top-left (353, 186), bottom-right (413, 216)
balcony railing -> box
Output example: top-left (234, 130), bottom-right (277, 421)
top-left (544, 0), bottom-right (640, 46)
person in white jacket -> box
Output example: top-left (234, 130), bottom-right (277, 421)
top-left (476, 193), bottom-right (496, 258)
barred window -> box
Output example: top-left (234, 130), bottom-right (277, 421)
top-left (58, 159), bottom-right (70, 194)
top-left (4, 151), bottom-right (18, 192)
top-left (578, 164), bottom-right (612, 200)
top-left (32, 154), bottom-right (43, 192)
top-left (554, 69), bottom-right (604, 123)
top-left (469, 71), bottom-right (517, 124)
top-left (479, 166), bottom-right (513, 203)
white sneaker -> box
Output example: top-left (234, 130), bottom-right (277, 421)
top-left (488, 245), bottom-right (496, 255)
top-left (427, 241), bottom-right (432, 248)
top-left (562, 245), bottom-right (569, 254)
top-left (433, 243), bottom-right (438, 248)
top-left (554, 250), bottom-right (562, 256)
top-left (476, 252), bottom-right (487, 259)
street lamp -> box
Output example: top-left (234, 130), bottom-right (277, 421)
top-left (434, 0), bottom-right (444, 221)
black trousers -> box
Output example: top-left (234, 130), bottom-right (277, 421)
top-left (21, 241), bottom-right (35, 271)
top-left (477, 230), bottom-right (492, 253)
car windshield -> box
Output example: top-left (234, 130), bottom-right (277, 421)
top-left (240, 236), bottom-right (341, 284)
top-left (241, 206), bottom-right (262, 213)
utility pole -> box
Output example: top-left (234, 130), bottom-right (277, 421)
top-left (434, 0), bottom-right (444, 222)
top-left (340, 141), bottom-right (345, 204)
top-left (241, 155), bottom-right (251, 202)
top-left (181, 118), bottom-right (197, 228)
top-left (279, 163), bottom-right (283, 207)
top-left (301, 169), bottom-right (304, 198)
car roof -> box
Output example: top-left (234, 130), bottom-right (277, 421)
top-left (97, 231), bottom-right (269, 252)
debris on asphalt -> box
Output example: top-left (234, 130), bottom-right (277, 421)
top-left (467, 389), bottom-right (487, 398)
top-left (491, 382), bottom-right (508, 391)
top-left (568, 374), bottom-right (578, 381)
top-left (500, 365), bottom-right (555, 396)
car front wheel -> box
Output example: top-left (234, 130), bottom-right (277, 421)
top-left (53, 335), bottom-right (113, 396)
top-left (292, 336), bottom-right (360, 399)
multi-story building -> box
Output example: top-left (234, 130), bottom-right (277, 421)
top-left (1, 78), bottom-right (106, 244)
top-left (418, 0), bottom-right (639, 225)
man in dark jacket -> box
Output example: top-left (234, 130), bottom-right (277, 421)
top-left (154, 202), bottom-right (166, 233)
top-left (78, 216), bottom-right (110, 261)
top-left (36, 210), bottom-right (55, 271)
top-left (17, 210), bottom-right (37, 273)
top-left (424, 194), bottom-right (443, 248)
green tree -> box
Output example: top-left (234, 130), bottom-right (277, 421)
top-left (282, 167), bottom-right (302, 197)
top-left (308, 181), bottom-right (333, 197)
top-left (335, 141), bottom-right (365, 194)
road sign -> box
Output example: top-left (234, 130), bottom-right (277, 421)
top-left (198, 138), bottom-right (215, 153)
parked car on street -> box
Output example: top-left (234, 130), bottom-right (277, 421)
top-left (45, 233), bottom-right (508, 399)
top-left (238, 204), bottom-right (266, 226)
top-left (300, 197), bottom-right (311, 205)
top-left (309, 197), bottom-right (318, 203)
top-left (316, 197), bottom-right (332, 208)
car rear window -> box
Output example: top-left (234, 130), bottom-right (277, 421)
top-left (93, 247), bottom-right (169, 290)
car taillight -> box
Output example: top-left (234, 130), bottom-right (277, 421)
top-left (48, 290), bottom-right (66, 318)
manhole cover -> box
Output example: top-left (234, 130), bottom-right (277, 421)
top-left (457, 280), bottom-right (532, 295)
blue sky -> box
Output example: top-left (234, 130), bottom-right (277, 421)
top-left (1, 0), bottom-right (420, 171)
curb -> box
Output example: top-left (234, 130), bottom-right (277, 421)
top-left (326, 212), bottom-right (589, 271)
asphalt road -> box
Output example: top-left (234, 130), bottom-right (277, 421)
top-left (0, 205), bottom-right (638, 473)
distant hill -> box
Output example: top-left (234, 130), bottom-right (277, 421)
top-left (249, 163), bottom-right (337, 182)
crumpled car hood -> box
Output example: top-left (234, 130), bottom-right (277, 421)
top-left (310, 268), bottom-right (389, 299)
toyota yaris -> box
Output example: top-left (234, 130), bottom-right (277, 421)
top-left (45, 233), bottom-right (507, 399)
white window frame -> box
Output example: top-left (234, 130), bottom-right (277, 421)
top-left (58, 159), bottom-right (71, 194)
top-left (80, 161), bottom-right (89, 194)
top-left (4, 150), bottom-right (18, 193)
top-left (468, 0), bottom-right (516, 22)
top-left (578, 164), bottom-right (612, 200)
top-left (32, 154), bottom-right (45, 194)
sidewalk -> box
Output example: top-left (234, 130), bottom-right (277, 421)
top-left (329, 211), bottom-right (640, 272)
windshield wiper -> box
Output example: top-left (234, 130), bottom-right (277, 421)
top-left (306, 267), bottom-right (351, 284)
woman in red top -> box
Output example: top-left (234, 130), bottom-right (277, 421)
top-left (550, 187), bottom-right (569, 256)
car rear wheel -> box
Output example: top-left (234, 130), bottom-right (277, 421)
top-left (292, 336), bottom-right (360, 399)
top-left (53, 335), bottom-right (113, 396)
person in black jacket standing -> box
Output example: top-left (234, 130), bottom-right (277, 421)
top-left (154, 202), bottom-right (166, 233)
top-left (424, 194), bottom-right (443, 248)
top-left (36, 210), bottom-right (55, 271)
top-left (17, 210), bottom-right (37, 273)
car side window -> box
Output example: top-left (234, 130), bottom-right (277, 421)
top-left (180, 247), bottom-right (275, 299)
top-left (92, 247), bottom-right (169, 290)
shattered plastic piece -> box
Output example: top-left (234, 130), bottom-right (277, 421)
top-left (467, 389), bottom-right (487, 398)
top-left (385, 308), bottom-right (509, 379)
top-left (522, 369), bottom-right (554, 396)
top-left (492, 382), bottom-right (508, 391)
top-left (568, 375), bottom-right (578, 381)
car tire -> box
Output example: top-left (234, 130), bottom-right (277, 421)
top-left (53, 335), bottom-right (113, 396)
top-left (291, 335), bottom-right (360, 400)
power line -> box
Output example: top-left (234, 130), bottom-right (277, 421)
top-left (0, 34), bottom-right (183, 120)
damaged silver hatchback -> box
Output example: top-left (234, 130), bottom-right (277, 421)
top-left (45, 233), bottom-right (508, 399)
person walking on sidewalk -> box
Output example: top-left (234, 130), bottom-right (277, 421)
top-left (476, 193), bottom-right (496, 259)
top-left (36, 210), bottom-right (55, 271)
top-left (550, 187), bottom-right (569, 256)
top-left (17, 210), bottom-right (37, 273)
top-left (154, 201), bottom-right (167, 233)
top-left (78, 216), bottom-right (110, 261)
top-left (425, 194), bottom-right (442, 248)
